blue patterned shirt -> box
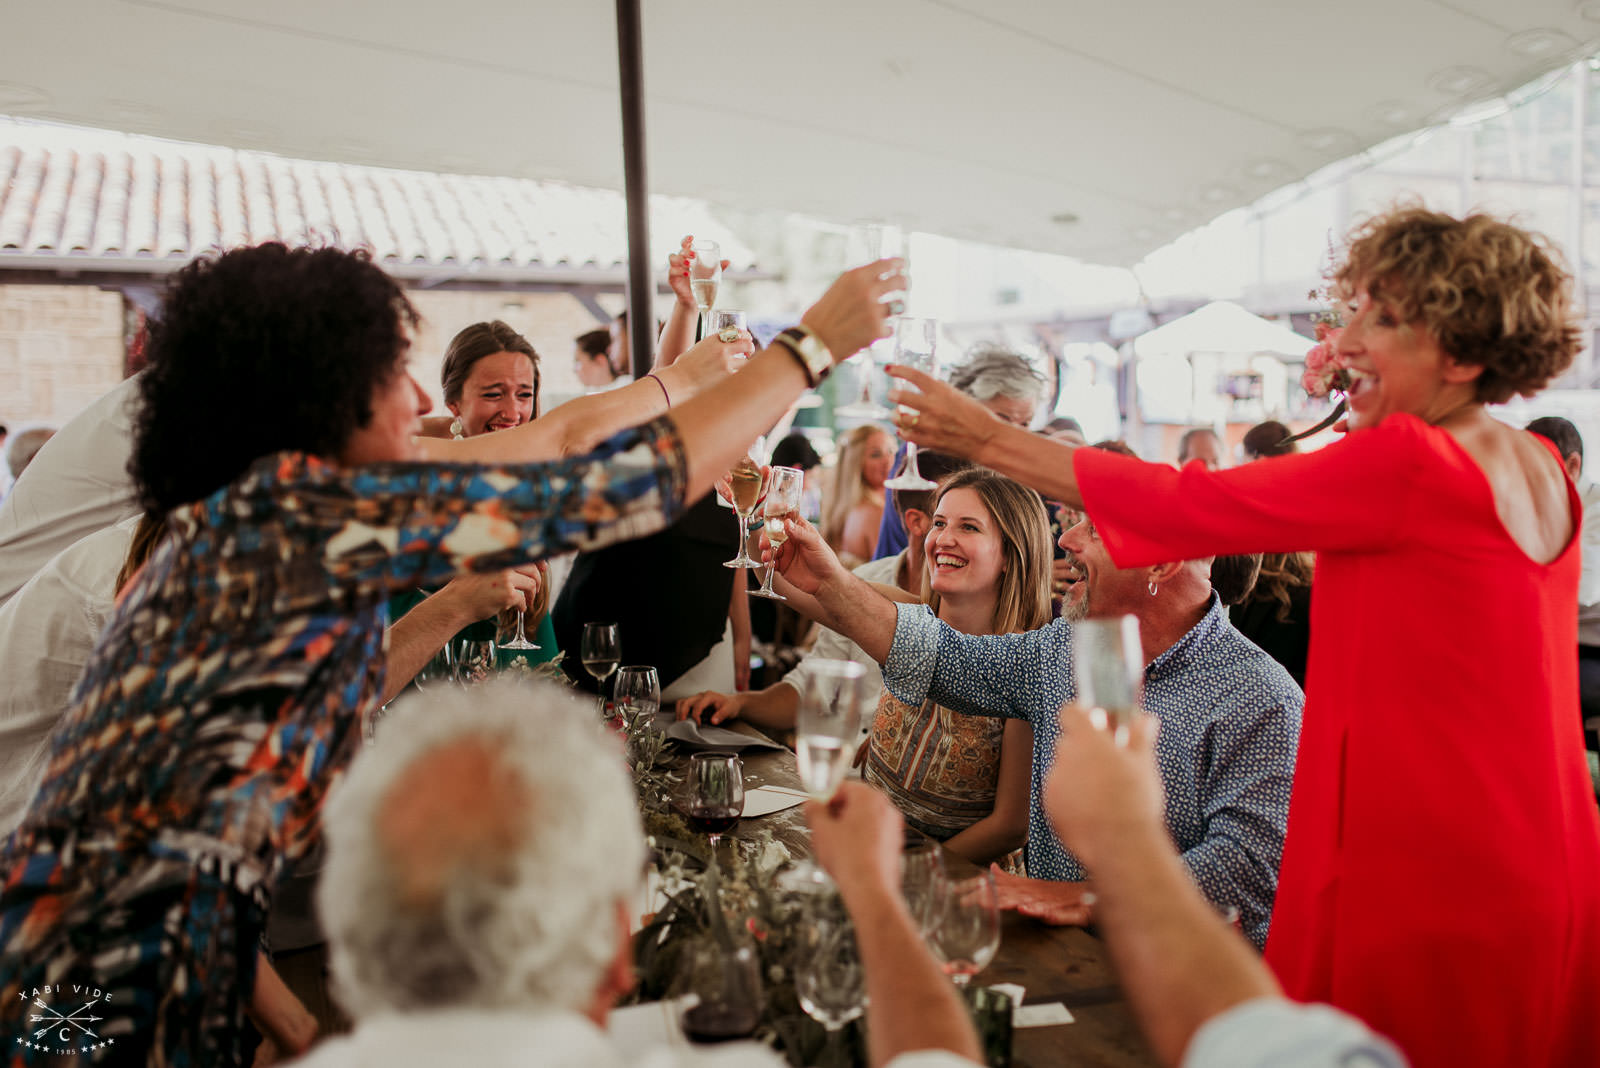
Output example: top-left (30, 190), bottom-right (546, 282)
top-left (883, 594), bottom-right (1302, 947)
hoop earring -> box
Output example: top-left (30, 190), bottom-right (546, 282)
top-left (1147, 580), bottom-right (1158, 597)
top-left (449, 417), bottom-right (464, 440)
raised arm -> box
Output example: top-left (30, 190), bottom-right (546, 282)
top-left (889, 365), bottom-right (1083, 505)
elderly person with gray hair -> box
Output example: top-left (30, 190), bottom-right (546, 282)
top-left (300, 678), bottom-right (983, 1068)
top-left (872, 345), bottom-right (1044, 560)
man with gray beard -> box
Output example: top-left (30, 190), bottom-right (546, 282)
top-left (772, 506), bottom-right (1303, 948)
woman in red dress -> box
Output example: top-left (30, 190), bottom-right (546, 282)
top-left (884, 207), bottom-right (1600, 1067)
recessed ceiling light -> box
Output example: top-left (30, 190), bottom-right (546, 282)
top-left (1506, 29), bottom-right (1573, 57)
top-left (1133, 226), bottom-right (1155, 241)
top-left (1429, 66), bottom-right (1490, 96)
top-left (1297, 128), bottom-right (1355, 151)
top-left (1369, 100), bottom-right (1411, 125)
top-left (1163, 207), bottom-right (1187, 221)
top-left (1050, 211), bottom-right (1080, 225)
top-left (1245, 159), bottom-right (1288, 180)
top-left (0, 82), bottom-right (50, 110)
top-left (1201, 184), bottom-right (1238, 203)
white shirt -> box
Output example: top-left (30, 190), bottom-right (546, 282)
top-left (1578, 478), bottom-right (1600, 648)
top-left (289, 1007), bottom-right (977, 1068)
top-left (0, 374), bottom-right (141, 609)
top-left (1184, 998), bottom-right (1407, 1068)
top-left (0, 516), bottom-right (137, 834)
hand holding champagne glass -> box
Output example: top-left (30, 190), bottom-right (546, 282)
top-left (580, 621), bottom-right (621, 719)
top-left (1072, 614), bottom-right (1145, 745)
top-left (689, 238), bottom-right (722, 340)
top-left (750, 466), bottom-right (803, 600)
top-left (723, 447), bottom-right (767, 566)
top-left (884, 317), bottom-right (941, 490)
top-left (796, 660), bottom-right (870, 801)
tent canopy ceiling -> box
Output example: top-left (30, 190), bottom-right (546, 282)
top-left (5, 0), bottom-right (1598, 266)
top-left (1135, 301), bottom-right (1314, 358)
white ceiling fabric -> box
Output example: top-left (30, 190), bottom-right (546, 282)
top-left (4, 0), bottom-right (1600, 265)
top-left (1135, 301), bottom-right (1314, 358)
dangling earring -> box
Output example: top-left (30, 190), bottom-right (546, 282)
top-left (449, 417), bottom-right (464, 440)
top-left (1147, 580), bottom-right (1159, 597)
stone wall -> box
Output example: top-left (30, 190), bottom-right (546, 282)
top-left (0, 284), bottom-right (126, 429)
top-left (0, 282), bottom-right (619, 430)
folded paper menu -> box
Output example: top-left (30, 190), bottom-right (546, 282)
top-left (741, 785), bottom-right (809, 818)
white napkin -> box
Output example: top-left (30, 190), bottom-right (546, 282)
top-left (654, 713), bottom-right (787, 751)
top-left (741, 785), bottom-right (809, 818)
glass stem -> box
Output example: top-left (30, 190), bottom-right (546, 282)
top-left (515, 610), bottom-right (527, 644)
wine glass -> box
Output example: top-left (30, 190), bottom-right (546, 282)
top-left (722, 451), bottom-right (767, 568)
top-left (796, 660), bottom-right (870, 801)
top-left (411, 640), bottom-right (455, 692)
top-left (709, 308), bottom-right (747, 342)
top-left (689, 238), bottom-right (722, 341)
top-left (837, 224), bottom-right (906, 419)
top-left (1072, 614), bottom-right (1145, 745)
top-left (685, 751), bottom-right (745, 850)
top-left (883, 317), bottom-right (940, 490)
top-left (796, 905), bottom-right (866, 1059)
top-left (928, 871), bottom-right (1001, 988)
top-left (613, 664), bottom-right (661, 731)
top-left (750, 465), bottom-right (803, 600)
top-left (677, 938), bottom-right (762, 1044)
top-left (580, 621), bottom-right (621, 719)
top-left (495, 608), bottom-right (541, 672)
top-left (454, 636), bottom-right (497, 685)
top-left (900, 843), bottom-right (948, 936)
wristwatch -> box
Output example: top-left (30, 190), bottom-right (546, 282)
top-left (772, 325), bottom-right (834, 388)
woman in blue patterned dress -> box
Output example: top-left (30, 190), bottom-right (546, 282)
top-left (0, 243), bottom-right (899, 1066)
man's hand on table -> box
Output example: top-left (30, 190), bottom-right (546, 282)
top-left (676, 690), bottom-right (744, 725)
top-left (991, 866), bottom-right (1097, 927)
top-left (806, 781), bottom-right (905, 909)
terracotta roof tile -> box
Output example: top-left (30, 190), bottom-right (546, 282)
top-left (0, 116), bottom-right (756, 276)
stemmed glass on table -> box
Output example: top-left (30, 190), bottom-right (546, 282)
top-left (678, 936), bottom-right (763, 1045)
top-left (494, 606), bottom-right (541, 672)
top-left (690, 239), bottom-right (722, 341)
top-left (454, 635), bottom-right (497, 685)
top-left (613, 664), bottom-right (660, 731)
top-left (750, 465), bottom-right (803, 601)
top-left (580, 621), bottom-right (621, 719)
top-left (685, 750), bottom-right (745, 851)
top-left (927, 869), bottom-right (1001, 989)
top-left (883, 317), bottom-right (941, 491)
top-left (1072, 614), bottom-right (1145, 745)
top-left (796, 899), bottom-right (867, 1060)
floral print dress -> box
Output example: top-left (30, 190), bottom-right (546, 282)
top-left (0, 418), bottom-right (686, 1066)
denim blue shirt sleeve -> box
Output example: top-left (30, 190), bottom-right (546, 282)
top-left (884, 595), bottom-right (1302, 949)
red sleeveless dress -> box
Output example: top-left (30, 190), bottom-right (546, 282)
top-left (1076, 414), bottom-right (1600, 1067)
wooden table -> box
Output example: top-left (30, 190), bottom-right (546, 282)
top-left (681, 729), bottom-right (1159, 1068)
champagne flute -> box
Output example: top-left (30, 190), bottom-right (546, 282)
top-left (796, 660), bottom-right (869, 801)
top-left (1072, 614), bottom-right (1145, 745)
top-left (580, 621), bottom-right (621, 719)
top-left (928, 871), bottom-right (1001, 988)
top-left (750, 465), bottom-right (803, 600)
top-left (883, 317), bottom-right (940, 490)
top-left (689, 238), bottom-right (722, 341)
top-left (837, 224), bottom-right (906, 418)
top-left (723, 450), bottom-right (767, 567)
top-left (709, 308), bottom-right (747, 342)
top-left (685, 751), bottom-right (745, 850)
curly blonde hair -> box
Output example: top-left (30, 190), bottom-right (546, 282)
top-left (1333, 207), bottom-right (1580, 404)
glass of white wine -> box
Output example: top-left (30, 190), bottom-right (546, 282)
top-left (723, 446), bottom-right (767, 568)
top-left (580, 621), bottom-right (621, 720)
top-left (928, 871), bottom-right (1001, 988)
top-left (690, 238), bottom-right (722, 341)
top-left (884, 317), bottom-right (940, 491)
top-left (1071, 614), bottom-right (1144, 745)
top-left (750, 466), bottom-right (803, 600)
top-left (796, 660), bottom-right (870, 801)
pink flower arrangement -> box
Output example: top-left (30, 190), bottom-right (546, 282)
top-left (1300, 325), bottom-right (1351, 398)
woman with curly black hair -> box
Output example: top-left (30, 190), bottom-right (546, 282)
top-left (0, 241), bottom-right (900, 1067)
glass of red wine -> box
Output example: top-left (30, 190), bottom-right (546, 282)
top-left (678, 938), bottom-right (763, 1044)
top-left (685, 751), bottom-right (745, 850)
